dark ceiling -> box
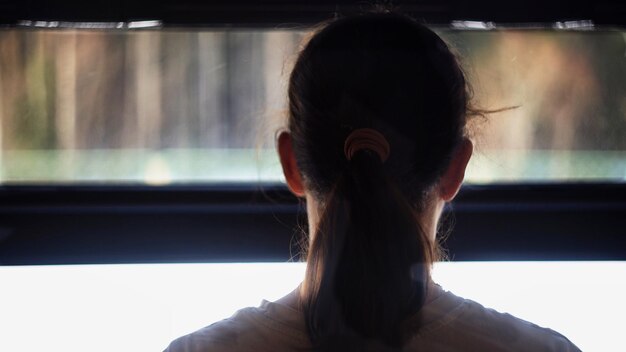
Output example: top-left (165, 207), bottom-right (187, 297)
top-left (0, 0), bottom-right (624, 27)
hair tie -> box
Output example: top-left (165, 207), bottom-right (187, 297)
top-left (344, 128), bottom-right (391, 162)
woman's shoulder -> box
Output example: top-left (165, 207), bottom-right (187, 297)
top-left (164, 307), bottom-right (259, 352)
top-left (410, 288), bottom-right (581, 352)
top-left (164, 293), bottom-right (309, 352)
top-left (461, 298), bottom-right (579, 351)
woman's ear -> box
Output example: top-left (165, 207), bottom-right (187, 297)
top-left (439, 138), bottom-right (473, 202)
top-left (277, 131), bottom-right (306, 197)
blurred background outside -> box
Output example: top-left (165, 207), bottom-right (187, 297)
top-left (0, 28), bottom-right (624, 184)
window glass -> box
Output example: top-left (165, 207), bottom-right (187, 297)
top-left (0, 28), bottom-right (624, 184)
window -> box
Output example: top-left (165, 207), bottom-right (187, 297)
top-left (1, 27), bottom-right (624, 184)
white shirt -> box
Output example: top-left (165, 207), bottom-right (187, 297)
top-left (165, 284), bottom-right (580, 351)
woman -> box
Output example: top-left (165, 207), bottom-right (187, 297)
top-left (166, 12), bottom-right (580, 351)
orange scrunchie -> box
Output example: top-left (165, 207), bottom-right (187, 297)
top-left (343, 128), bottom-right (391, 162)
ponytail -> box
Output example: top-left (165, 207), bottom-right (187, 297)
top-left (301, 150), bottom-right (434, 350)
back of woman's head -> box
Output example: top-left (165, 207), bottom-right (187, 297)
top-left (287, 12), bottom-right (469, 350)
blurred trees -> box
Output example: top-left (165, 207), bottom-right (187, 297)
top-left (0, 29), bottom-right (303, 151)
top-left (0, 28), bottom-right (624, 182)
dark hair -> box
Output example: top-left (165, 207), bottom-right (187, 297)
top-left (287, 12), bottom-right (469, 350)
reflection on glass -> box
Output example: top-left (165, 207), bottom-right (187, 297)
top-left (0, 29), bottom-right (624, 183)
